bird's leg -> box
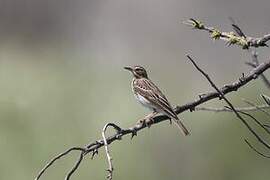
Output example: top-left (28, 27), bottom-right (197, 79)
top-left (138, 111), bottom-right (158, 128)
top-left (169, 118), bottom-right (172, 125)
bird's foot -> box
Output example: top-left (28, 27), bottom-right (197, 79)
top-left (137, 112), bottom-right (157, 128)
top-left (146, 117), bottom-right (155, 128)
top-left (140, 118), bottom-right (153, 128)
top-left (137, 118), bottom-right (151, 128)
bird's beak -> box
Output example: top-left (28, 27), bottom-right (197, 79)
top-left (124, 66), bottom-right (133, 71)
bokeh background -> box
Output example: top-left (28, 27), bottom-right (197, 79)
top-left (0, 0), bottom-right (269, 179)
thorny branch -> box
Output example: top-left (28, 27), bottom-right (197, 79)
top-left (228, 18), bottom-right (270, 89)
top-left (184, 17), bottom-right (270, 156)
top-left (184, 18), bottom-right (270, 49)
top-left (187, 55), bottom-right (270, 149)
top-left (185, 18), bottom-right (270, 158)
top-left (35, 58), bottom-right (270, 180)
top-left (185, 18), bottom-right (270, 89)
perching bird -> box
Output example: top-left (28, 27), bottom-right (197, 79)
top-left (124, 65), bottom-right (190, 136)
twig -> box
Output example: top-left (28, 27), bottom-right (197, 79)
top-left (261, 94), bottom-right (270, 105)
top-left (65, 152), bottom-right (84, 180)
top-left (197, 99), bottom-right (270, 157)
top-left (35, 147), bottom-right (85, 180)
top-left (195, 104), bottom-right (270, 112)
top-left (35, 59), bottom-right (270, 180)
top-left (264, 124), bottom-right (270, 129)
top-left (242, 98), bottom-right (270, 117)
top-left (197, 103), bottom-right (270, 157)
top-left (175, 60), bottom-right (270, 114)
top-left (225, 106), bottom-right (270, 134)
top-left (184, 18), bottom-right (270, 49)
top-left (245, 139), bottom-right (270, 158)
top-left (245, 50), bottom-right (270, 89)
top-left (229, 17), bottom-right (246, 38)
top-left (186, 55), bottom-right (270, 150)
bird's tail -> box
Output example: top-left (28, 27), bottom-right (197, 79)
top-left (172, 118), bottom-right (190, 136)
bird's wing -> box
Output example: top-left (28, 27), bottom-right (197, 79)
top-left (133, 78), bottom-right (178, 119)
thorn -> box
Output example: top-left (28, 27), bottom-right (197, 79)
top-left (106, 169), bottom-right (113, 173)
top-left (245, 62), bottom-right (257, 67)
top-left (198, 93), bottom-right (206, 99)
top-left (253, 74), bottom-right (258, 79)
top-left (239, 74), bottom-right (245, 82)
top-left (91, 149), bottom-right (98, 159)
top-left (261, 94), bottom-right (270, 105)
top-left (223, 84), bottom-right (231, 88)
top-left (219, 95), bottom-right (223, 100)
top-left (115, 134), bottom-right (122, 140)
top-left (260, 42), bottom-right (268, 47)
top-left (96, 140), bottom-right (102, 145)
top-left (131, 129), bottom-right (137, 139)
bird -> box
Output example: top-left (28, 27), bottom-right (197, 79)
top-left (124, 65), bottom-right (190, 136)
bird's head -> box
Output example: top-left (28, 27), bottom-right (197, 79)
top-left (124, 65), bottom-right (148, 79)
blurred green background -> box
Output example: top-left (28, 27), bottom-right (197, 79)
top-left (0, 0), bottom-right (269, 179)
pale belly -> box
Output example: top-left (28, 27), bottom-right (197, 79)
top-left (134, 93), bottom-right (156, 111)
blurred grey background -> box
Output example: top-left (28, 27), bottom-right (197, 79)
top-left (0, 0), bottom-right (269, 179)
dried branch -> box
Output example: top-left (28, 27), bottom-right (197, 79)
top-left (229, 17), bottom-right (246, 38)
top-left (227, 106), bottom-right (270, 134)
top-left (242, 98), bottom-right (270, 117)
top-left (186, 55), bottom-right (270, 150)
top-left (184, 18), bottom-right (270, 49)
top-left (35, 59), bottom-right (270, 180)
top-left (196, 97), bottom-right (270, 114)
top-left (35, 147), bottom-right (85, 180)
top-left (196, 95), bottom-right (270, 157)
top-left (102, 123), bottom-right (122, 180)
top-left (195, 104), bottom-right (270, 112)
top-left (261, 94), bottom-right (270, 105)
top-left (264, 124), bottom-right (270, 129)
top-left (246, 50), bottom-right (270, 89)
top-left (175, 60), bottom-right (270, 114)
top-left (65, 152), bottom-right (84, 180)
top-left (245, 139), bottom-right (270, 158)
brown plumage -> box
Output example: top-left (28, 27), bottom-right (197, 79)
top-left (124, 65), bottom-right (190, 136)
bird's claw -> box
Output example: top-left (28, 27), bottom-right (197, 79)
top-left (145, 117), bottom-right (155, 128)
